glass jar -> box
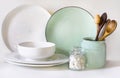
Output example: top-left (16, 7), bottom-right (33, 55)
top-left (69, 47), bottom-right (86, 70)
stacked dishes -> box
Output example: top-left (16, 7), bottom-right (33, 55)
top-left (5, 53), bottom-right (68, 67)
top-left (2, 5), bottom-right (96, 67)
top-left (2, 5), bottom-right (68, 67)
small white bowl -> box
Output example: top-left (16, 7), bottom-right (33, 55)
top-left (17, 42), bottom-right (55, 59)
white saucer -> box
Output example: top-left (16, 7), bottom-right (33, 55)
top-left (5, 53), bottom-right (68, 67)
top-left (6, 60), bottom-right (66, 67)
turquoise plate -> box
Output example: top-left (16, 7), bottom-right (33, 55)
top-left (46, 6), bottom-right (97, 55)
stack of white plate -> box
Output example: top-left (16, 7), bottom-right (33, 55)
top-left (5, 53), bottom-right (68, 67)
top-left (2, 4), bottom-right (69, 67)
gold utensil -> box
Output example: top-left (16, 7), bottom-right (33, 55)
top-left (95, 13), bottom-right (107, 41)
top-left (99, 20), bottom-right (117, 40)
top-left (98, 19), bottom-right (111, 39)
top-left (94, 14), bottom-right (101, 25)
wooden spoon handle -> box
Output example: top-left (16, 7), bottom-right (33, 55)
top-left (98, 33), bottom-right (107, 41)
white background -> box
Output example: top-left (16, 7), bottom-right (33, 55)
top-left (0, 0), bottom-right (120, 78)
top-left (0, 0), bottom-right (119, 61)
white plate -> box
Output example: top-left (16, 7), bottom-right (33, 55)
top-left (6, 60), bottom-right (66, 67)
top-left (5, 53), bottom-right (68, 67)
top-left (2, 5), bottom-right (51, 52)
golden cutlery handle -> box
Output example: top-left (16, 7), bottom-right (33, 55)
top-left (98, 33), bottom-right (108, 41)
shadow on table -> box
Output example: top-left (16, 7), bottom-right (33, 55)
top-left (105, 60), bottom-right (120, 68)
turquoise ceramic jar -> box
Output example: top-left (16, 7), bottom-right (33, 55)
top-left (81, 37), bottom-right (106, 69)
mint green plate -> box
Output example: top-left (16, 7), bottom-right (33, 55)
top-left (46, 7), bottom-right (97, 55)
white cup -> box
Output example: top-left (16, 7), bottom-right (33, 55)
top-left (17, 42), bottom-right (55, 59)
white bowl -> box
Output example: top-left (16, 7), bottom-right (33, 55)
top-left (17, 42), bottom-right (55, 59)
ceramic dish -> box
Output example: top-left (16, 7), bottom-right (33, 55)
top-left (46, 6), bottom-right (97, 55)
top-left (2, 5), bottom-right (51, 52)
top-left (5, 60), bottom-right (66, 67)
top-left (17, 42), bottom-right (55, 59)
top-left (5, 53), bottom-right (68, 66)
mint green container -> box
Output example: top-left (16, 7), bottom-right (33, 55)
top-left (81, 37), bottom-right (106, 69)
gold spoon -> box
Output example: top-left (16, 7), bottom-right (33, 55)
top-left (94, 14), bottom-right (101, 25)
top-left (99, 20), bottom-right (117, 41)
top-left (94, 14), bottom-right (101, 40)
top-left (98, 19), bottom-right (111, 39)
top-left (95, 13), bottom-right (107, 41)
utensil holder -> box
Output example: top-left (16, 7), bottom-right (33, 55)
top-left (81, 37), bottom-right (106, 69)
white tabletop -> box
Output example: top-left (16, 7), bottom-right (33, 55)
top-left (0, 60), bottom-right (120, 78)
